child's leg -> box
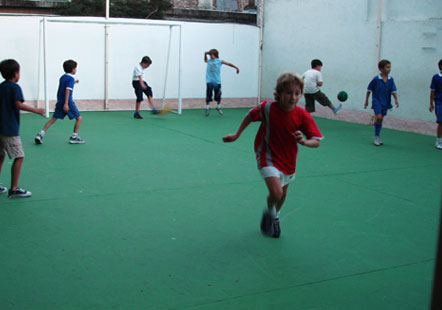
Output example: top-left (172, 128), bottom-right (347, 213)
top-left (0, 151), bottom-right (4, 176)
top-left (264, 177), bottom-right (284, 215)
top-left (135, 101), bottom-right (142, 113)
top-left (10, 157), bottom-right (23, 191)
top-left (42, 117), bottom-right (57, 131)
top-left (147, 96), bottom-right (155, 110)
top-left (437, 122), bottom-right (442, 139)
top-left (73, 116), bottom-right (82, 134)
top-left (374, 114), bottom-right (383, 136)
top-left (275, 184), bottom-right (289, 212)
top-left (315, 91), bottom-right (341, 114)
top-left (214, 84), bottom-right (223, 115)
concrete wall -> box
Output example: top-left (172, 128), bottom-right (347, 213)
top-left (261, 0), bottom-right (442, 122)
top-left (0, 15), bottom-right (259, 109)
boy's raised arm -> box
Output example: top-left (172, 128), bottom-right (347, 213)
top-left (222, 114), bottom-right (251, 143)
top-left (221, 60), bottom-right (240, 74)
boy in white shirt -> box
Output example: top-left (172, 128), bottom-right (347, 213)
top-left (132, 56), bottom-right (156, 119)
top-left (302, 59), bottom-right (341, 114)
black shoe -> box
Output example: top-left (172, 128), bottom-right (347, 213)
top-left (260, 210), bottom-right (273, 236)
top-left (134, 113), bottom-right (143, 119)
top-left (8, 187), bottom-right (32, 198)
top-left (272, 218), bottom-right (281, 238)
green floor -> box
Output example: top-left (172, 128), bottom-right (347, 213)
top-left (1, 109), bottom-right (441, 310)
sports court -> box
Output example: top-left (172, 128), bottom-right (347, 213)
top-left (1, 109), bottom-right (441, 309)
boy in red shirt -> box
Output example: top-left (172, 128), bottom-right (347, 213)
top-left (223, 72), bottom-right (323, 238)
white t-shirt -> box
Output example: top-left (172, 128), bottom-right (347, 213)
top-left (132, 63), bottom-right (145, 81)
top-left (302, 69), bottom-right (323, 94)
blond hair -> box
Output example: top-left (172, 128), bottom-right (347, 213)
top-left (274, 72), bottom-right (304, 100)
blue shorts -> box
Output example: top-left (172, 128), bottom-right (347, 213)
top-left (132, 81), bottom-right (153, 102)
top-left (53, 102), bottom-right (80, 120)
top-left (435, 103), bottom-right (442, 123)
top-left (206, 83), bottom-right (221, 103)
top-left (372, 104), bottom-right (390, 116)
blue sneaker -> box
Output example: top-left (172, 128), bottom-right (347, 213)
top-left (8, 187), bottom-right (31, 198)
top-left (260, 210), bottom-right (273, 236)
top-left (272, 218), bottom-right (281, 238)
top-left (333, 103), bottom-right (342, 115)
top-left (0, 185), bottom-right (7, 194)
top-left (69, 135), bottom-right (86, 144)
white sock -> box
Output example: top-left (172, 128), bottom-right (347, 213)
top-left (206, 105), bottom-right (210, 110)
top-left (39, 130), bottom-right (45, 136)
top-left (269, 206), bottom-right (277, 219)
top-left (217, 104), bottom-right (221, 109)
top-left (72, 133), bottom-right (78, 137)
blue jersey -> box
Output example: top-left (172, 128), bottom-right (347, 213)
top-left (0, 80), bottom-right (24, 136)
top-left (206, 58), bottom-right (222, 84)
top-left (56, 73), bottom-right (75, 108)
top-left (367, 75), bottom-right (397, 109)
top-left (430, 73), bottom-right (442, 104)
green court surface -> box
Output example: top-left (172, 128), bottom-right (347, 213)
top-left (1, 109), bottom-right (441, 310)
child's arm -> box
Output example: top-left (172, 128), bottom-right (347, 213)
top-left (364, 91), bottom-right (371, 109)
top-left (293, 131), bottom-right (320, 148)
top-left (222, 114), bottom-right (251, 142)
top-left (63, 89), bottom-right (70, 112)
top-left (430, 90), bottom-right (435, 112)
top-left (392, 92), bottom-right (399, 108)
top-left (138, 75), bottom-right (147, 90)
top-left (221, 60), bottom-right (240, 74)
top-left (15, 101), bottom-right (45, 116)
top-left (204, 51), bottom-right (209, 63)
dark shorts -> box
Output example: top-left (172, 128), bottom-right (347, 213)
top-left (206, 83), bottom-right (222, 103)
top-left (132, 80), bottom-right (153, 102)
top-left (53, 102), bottom-right (80, 120)
top-left (372, 104), bottom-right (389, 116)
top-left (304, 90), bottom-right (331, 112)
top-left (435, 103), bottom-right (442, 123)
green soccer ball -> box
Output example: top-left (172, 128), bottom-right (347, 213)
top-left (337, 91), bottom-right (348, 102)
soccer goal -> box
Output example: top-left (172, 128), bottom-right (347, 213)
top-left (38, 17), bottom-right (183, 117)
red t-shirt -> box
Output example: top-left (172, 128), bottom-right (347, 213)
top-left (249, 101), bottom-right (323, 175)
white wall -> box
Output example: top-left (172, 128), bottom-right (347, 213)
top-left (0, 16), bottom-right (259, 102)
top-left (261, 0), bottom-right (442, 122)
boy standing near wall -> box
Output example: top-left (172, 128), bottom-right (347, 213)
top-left (204, 49), bottom-right (239, 116)
top-left (364, 59), bottom-right (399, 146)
top-left (302, 59), bottom-right (341, 115)
top-left (35, 60), bottom-right (85, 144)
top-left (0, 59), bottom-right (45, 197)
top-left (430, 59), bottom-right (442, 150)
top-left (132, 56), bottom-right (156, 119)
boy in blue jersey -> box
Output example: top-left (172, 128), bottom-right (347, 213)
top-left (35, 60), bottom-right (85, 144)
top-left (364, 59), bottom-right (399, 146)
top-left (0, 59), bottom-right (45, 198)
top-left (204, 49), bottom-right (239, 116)
top-left (430, 59), bottom-right (442, 150)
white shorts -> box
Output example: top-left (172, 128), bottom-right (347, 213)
top-left (259, 166), bottom-right (295, 187)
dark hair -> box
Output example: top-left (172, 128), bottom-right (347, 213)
top-left (209, 49), bottom-right (219, 58)
top-left (378, 59), bottom-right (391, 70)
top-left (439, 59), bottom-right (442, 71)
top-left (0, 59), bottom-right (20, 80)
top-left (141, 56), bottom-right (152, 64)
top-left (63, 60), bottom-right (77, 73)
top-left (311, 59), bottom-right (322, 68)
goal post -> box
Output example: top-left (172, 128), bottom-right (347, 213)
top-left (38, 17), bottom-right (183, 117)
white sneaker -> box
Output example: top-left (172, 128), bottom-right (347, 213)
top-left (373, 136), bottom-right (383, 146)
top-left (333, 103), bottom-right (342, 115)
top-left (436, 141), bottom-right (442, 150)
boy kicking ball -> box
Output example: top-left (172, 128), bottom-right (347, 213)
top-left (223, 72), bottom-right (323, 238)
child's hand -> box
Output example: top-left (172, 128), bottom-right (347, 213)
top-left (236, 68), bottom-right (240, 74)
top-left (395, 100), bottom-right (399, 108)
top-left (293, 130), bottom-right (305, 145)
top-left (37, 108), bottom-right (45, 116)
top-left (222, 134), bottom-right (238, 143)
top-left (75, 79), bottom-right (79, 84)
top-left (63, 104), bottom-right (69, 113)
top-left (430, 104), bottom-right (434, 112)
top-left (364, 100), bottom-right (368, 109)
